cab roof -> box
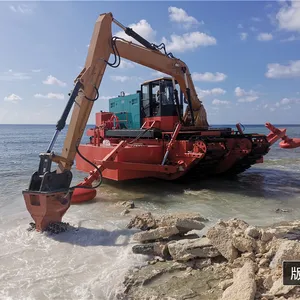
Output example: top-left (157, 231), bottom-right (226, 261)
top-left (142, 77), bottom-right (178, 85)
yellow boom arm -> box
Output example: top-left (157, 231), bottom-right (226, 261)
top-left (57, 12), bottom-right (208, 173)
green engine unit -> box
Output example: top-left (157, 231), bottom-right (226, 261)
top-left (108, 92), bottom-right (141, 129)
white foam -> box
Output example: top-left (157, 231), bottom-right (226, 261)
top-left (0, 201), bottom-right (147, 300)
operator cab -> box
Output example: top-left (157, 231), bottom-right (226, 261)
top-left (140, 77), bottom-right (184, 119)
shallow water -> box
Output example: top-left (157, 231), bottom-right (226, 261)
top-left (0, 124), bottom-right (300, 299)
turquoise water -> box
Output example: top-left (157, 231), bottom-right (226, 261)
top-left (0, 123), bottom-right (300, 299)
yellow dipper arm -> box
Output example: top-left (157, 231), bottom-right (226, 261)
top-left (56, 13), bottom-right (113, 173)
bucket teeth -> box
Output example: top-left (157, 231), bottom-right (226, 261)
top-left (27, 221), bottom-right (71, 234)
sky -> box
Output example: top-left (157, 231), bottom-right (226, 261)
top-left (0, 0), bottom-right (300, 125)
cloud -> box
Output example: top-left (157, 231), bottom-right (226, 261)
top-left (161, 32), bottom-right (216, 52)
top-left (32, 69), bottom-right (41, 73)
top-left (275, 97), bottom-right (300, 107)
top-left (239, 32), bottom-right (248, 41)
top-left (265, 60), bottom-right (300, 78)
top-left (0, 70), bottom-right (31, 81)
top-left (196, 88), bottom-right (226, 97)
top-left (34, 93), bottom-right (65, 100)
top-left (99, 93), bottom-right (130, 101)
top-left (119, 60), bottom-right (135, 69)
top-left (98, 95), bottom-right (116, 101)
top-left (151, 71), bottom-right (169, 77)
top-left (168, 7), bottom-right (203, 29)
top-left (212, 99), bottom-right (230, 105)
top-left (257, 32), bottom-right (273, 41)
top-left (114, 19), bottom-right (156, 44)
top-left (265, 3), bottom-right (273, 9)
top-left (251, 17), bottom-right (261, 22)
top-left (234, 87), bottom-right (258, 97)
top-left (110, 76), bottom-right (130, 82)
top-left (43, 75), bottom-right (67, 87)
top-left (235, 87), bottom-right (259, 102)
top-left (10, 4), bottom-right (32, 14)
top-left (280, 35), bottom-right (300, 42)
top-left (192, 72), bottom-right (227, 82)
top-left (4, 94), bottom-right (22, 103)
top-left (250, 26), bottom-right (258, 32)
top-left (237, 96), bottom-right (259, 103)
top-left (276, 0), bottom-right (300, 32)
top-left (110, 75), bottom-right (142, 82)
top-left (238, 24), bottom-right (243, 29)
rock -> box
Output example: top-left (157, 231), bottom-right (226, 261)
top-left (116, 200), bottom-right (135, 209)
top-left (264, 251), bottom-right (275, 260)
top-left (194, 258), bottom-right (212, 269)
top-left (219, 279), bottom-right (233, 290)
top-left (270, 221), bottom-right (300, 239)
top-left (132, 225), bottom-right (180, 242)
top-left (121, 209), bottom-right (130, 216)
top-left (156, 212), bottom-right (207, 234)
top-left (232, 236), bottom-right (256, 253)
top-left (168, 237), bottom-right (220, 261)
top-left (127, 212), bottom-right (157, 231)
top-left (245, 226), bottom-right (261, 239)
top-left (258, 258), bottom-right (270, 268)
top-left (242, 252), bottom-right (256, 261)
top-left (132, 242), bottom-right (169, 258)
top-left (221, 260), bottom-right (256, 300)
top-left (157, 212), bottom-right (208, 226)
top-left (231, 256), bottom-right (258, 271)
top-left (206, 221), bottom-right (239, 262)
top-left (261, 229), bottom-right (277, 243)
top-left (154, 256), bottom-right (165, 262)
top-left (257, 268), bottom-right (269, 276)
top-left (122, 259), bottom-right (232, 300)
top-left (227, 218), bottom-right (250, 231)
top-left (263, 275), bottom-right (274, 290)
top-left (267, 277), bottom-right (296, 296)
top-left (264, 239), bottom-right (281, 260)
top-left (123, 217), bottom-right (300, 300)
top-left (270, 240), bottom-right (300, 268)
top-left (127, 212), bottom-right (207, 235)
top-left (275, 208), bottom-right (291, 213)
top-left (271, 265), bottom-right (283, 282)
top-left (255, 240), bottom-right (267, 254)
top-left (283, 228), bottom-right (300, 241)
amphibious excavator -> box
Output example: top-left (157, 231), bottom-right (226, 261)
top-left (22, 12), bottom-right (300, 232)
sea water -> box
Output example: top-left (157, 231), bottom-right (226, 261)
top-left (0, 124), bottom-right (300, 299)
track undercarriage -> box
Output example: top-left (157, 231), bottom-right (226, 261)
top-left (179, 136), bottom-right (270, 181)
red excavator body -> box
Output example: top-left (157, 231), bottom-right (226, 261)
top-left (74, 77), bottom-right (292, 184)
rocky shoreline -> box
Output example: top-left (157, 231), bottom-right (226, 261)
top-left (115, 202), bottom-right (300, 300)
